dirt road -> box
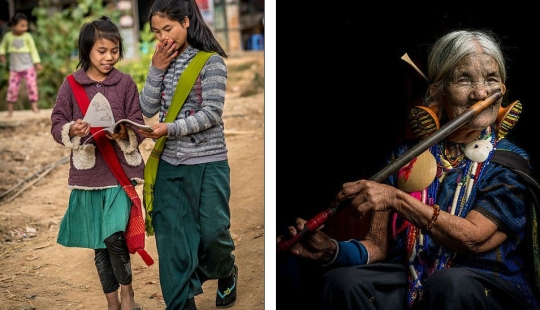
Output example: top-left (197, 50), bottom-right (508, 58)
top-left (0, 51), bottom-right (265, 310)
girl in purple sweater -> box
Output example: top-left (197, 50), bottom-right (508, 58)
top-left (50, 16), bottom-right (144, 310)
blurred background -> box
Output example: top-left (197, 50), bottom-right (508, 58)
top-left (0, 0), bottom-right (265, 112)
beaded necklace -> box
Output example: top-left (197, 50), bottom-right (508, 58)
top-left (404, 126), bottom-right (496, 307)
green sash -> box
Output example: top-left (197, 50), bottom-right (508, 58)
top-left (144, 51), bottom-right (214, 236)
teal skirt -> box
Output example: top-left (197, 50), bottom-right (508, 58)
top-left (57, 186), bottom-right (130, 249)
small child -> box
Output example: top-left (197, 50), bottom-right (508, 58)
top-left (0, 13), bottom-right (42, 117)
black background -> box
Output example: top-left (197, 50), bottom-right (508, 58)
top-left (276, 3), bottom-right (539, 231)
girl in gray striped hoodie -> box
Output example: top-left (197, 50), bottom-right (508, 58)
top-left (138, 1), bottom-right (237, 309)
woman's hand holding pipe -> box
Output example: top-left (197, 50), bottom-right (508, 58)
top-left (337, 180), bottom-right (398, 219)
top-left (279, 218), bottom-right (337, 263)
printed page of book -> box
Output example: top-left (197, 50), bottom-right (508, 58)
top-left (82, 93), bottom-right (115, 128)
top-left (83, 93), bottom-right (152, 133)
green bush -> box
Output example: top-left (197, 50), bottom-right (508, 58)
top-left (0, 0), bottom-right (120, 111)
top-left (0, 1), bottom-right (261, 111)
top-left (29, 0), bottom-right (120, 109)
top-left (117, 51), bottom-right (153, 92)
top-left (117, 22), bottom-right (155, 92)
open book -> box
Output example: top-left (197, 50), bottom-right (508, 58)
top-left (82, 92), bottom-right (153, 134)
top-left (103, 119), bottom-right (154, 134)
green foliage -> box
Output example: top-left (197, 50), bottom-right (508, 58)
top-left (31, 0), bottom-right (120, 109)
top-left (0, 0), bottom-right (154, 111)
top-left (116, 52), bottom-right (153, 92)
top-left (139, 22), bottom-right (157, 56)
top-left (140, 22), bottom-right (156, 44)
top-left (0, 3), bottom-right (262, 111)
top-left (117, 22), bottom-right (155, 91)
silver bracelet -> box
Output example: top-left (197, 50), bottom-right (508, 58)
top-left (321, 239), bottom-right (339, 267)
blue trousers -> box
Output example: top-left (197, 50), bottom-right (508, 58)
top-left (323, 263), bottom-right (529, 309)
top-left (278, 259), bottom-right (533, 309)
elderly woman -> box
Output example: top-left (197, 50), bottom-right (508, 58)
top-left (278, 29), bottom-right (540, 310)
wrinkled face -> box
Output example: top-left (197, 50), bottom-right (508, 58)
top-left (86, 38), bottom-right (120, 80)
top-left (151, 14), bottom-right (190, 54)
top-left (12, 19), bottom-right (28, 36)
top-left (443, 52), bottom-right (505, 131)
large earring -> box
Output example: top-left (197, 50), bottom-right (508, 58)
top-left (408, 104), bottom-right (440, 140)
top-left (408, 100), bottom-right (522, 142)
top-left (496, 100), bottom-right (522, 141)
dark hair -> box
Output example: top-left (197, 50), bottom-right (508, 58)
top-left (76, 16), bottom-right (124, 70)
top-left (9, 13), bottom-right (28, 27)
top-left (149, 0), bottom-right (227, 58)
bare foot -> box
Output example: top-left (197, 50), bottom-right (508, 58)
top-left (120, 284), bottom-right (139, 310)
top-left (105, 291), bottom-right (121, 310)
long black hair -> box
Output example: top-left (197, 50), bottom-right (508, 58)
top-left (76, 16), bottom-right (124, 70)
top-left (149, 0), bottom-right (227, 58)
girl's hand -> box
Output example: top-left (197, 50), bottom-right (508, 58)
top-left (70, 119), bottom-right (90, 137)
top-left (106, 123), bottom-right (128, 140)
top-left (138, 122), bottom-right (169, 139)
top-left (151, 39), bottom-right (178, 69)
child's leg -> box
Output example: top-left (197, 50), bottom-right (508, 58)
top-left (6, 71), bottom-right (22, 116)
top-left (95, 248), bottom-right (121, 310)
top-left (23, 67), bottom-right (39, 113)
top-left (105, 291), bottom-right (121, 310)
top-left (31, 102), bottom-right (39, 113)
top-left (6, 102), bottom-right (14, 117)
top-left (120, 284), bottom-right (141, 310)
top-left (103, 232), bottom-right (139, 310)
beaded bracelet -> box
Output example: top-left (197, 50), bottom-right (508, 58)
top-left (426, 204), bottom-right (440, 231)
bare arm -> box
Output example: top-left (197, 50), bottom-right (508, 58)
top-left (361, 210), bottom-right (390, 263)
top-left (339, 180), bottom-right (506, 254)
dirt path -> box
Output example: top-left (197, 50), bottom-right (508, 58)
top-left (0, 51), bottom-right (265, 310)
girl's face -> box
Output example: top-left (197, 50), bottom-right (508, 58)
top-left (12, 19), bottom-right (28, 36)
top-left (86, 38), bottom-right (120, 81)
top-left (151, 14), bottom-right (189, 54)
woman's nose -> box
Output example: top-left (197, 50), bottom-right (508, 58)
top-left (471, 82), bottom-right (496, 99)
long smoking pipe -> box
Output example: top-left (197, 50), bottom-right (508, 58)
top-left (277, 90), bottom-right (504, 253)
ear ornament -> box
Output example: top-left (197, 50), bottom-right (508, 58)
top-left (495, 100), bottom-right (522, 141)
